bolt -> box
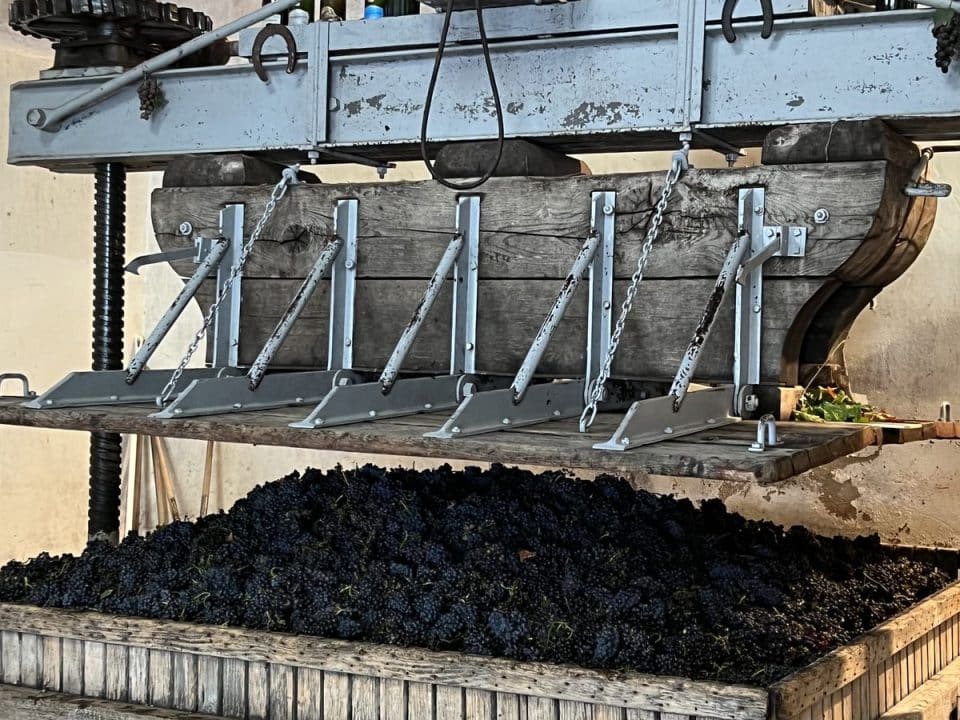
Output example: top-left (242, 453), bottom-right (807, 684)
top-left (345, 339), bottom-right (352, 347)
top-left (307, 150), bottom-right (320, 165)
top-left (369, 410), bottom-right (377, 417)
top-left (338, 377), bottom-right (350, 387)
top-left (44, 399), bottom-right (53, 406)
top-left (744, 394), bottom-right (760, 412)
top-left (502, 418), bottom-right (512, 425)
top-left (452, 426), bottom-right (462, 434)
top-left (328, 97), bottom-right (341, 112)
top-left (377, 165), bottom-right (389, 180)
top-left (813, 208), bottom-right (830, 224)
top-left (344, 259), bottom-right (356, 270)
top-left (26, 108), bottom-right (45, 127)
top-left (295, 397), bottom-right (304, 403)
top-left (748, 441), bottom-right (765, 454)
top-left (664, 427), bottom-right (674, 435)
top-left (707, 418), bottom-right (717, 425)
top-left (465, 342), bottom-right (475, 351)
top-left (424, 403), bottom-right (433, 410)
top-left (109, 395), bottom-right (118, 401)
top-left (233, 403), bottom-right (243, 409)
top-left (765, 228), bottom-right (776, 238)
top-left (603, 301), bottom-right (612, 310)
top-left (314, 418), bottom-right (324, 426)
top-left (178, 222), bottom-right (193, 236)
top-left (603, 204), bottom-right (614, 216)
top-left (462, 382), bottom-right (477, 396)
top-left (753, 304), bottom-right (762, 313)
top-left (174, 408), bottom-right (183, 415)
top-left (553, 410), bottom-right (561, 417)
top-left (621, 437), bottom-right (631, 446)
top-left (754, 206), bottom-right (764, 216)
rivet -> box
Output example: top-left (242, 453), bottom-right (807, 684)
top-left (502, 418), bottom-right (511, 425)
top-left (621, 437), bottom-right (631, 446)
top-left (465, 342), bottom-right (475, 351)
top-left (178, 222), bottom-right (193, 236)
top-left (345, 259), bottom-right (356, 270)
top-left (553, 410), bottom-right (561, 417)
top-left (233, 403), bottom-right (243, 409)
top-left (664, 427), bottom-right (674, 435)
top-left (45, 399), bottom-right (53, 406)
top-left (109, 395), bottom-right (118, 401)
top-left (295, 397), bottom-right (304, 403)
top-left (452, 426), bottom-right (462, 434)
top-left (603, 301), bottom-right (611, 310)
top-left (707, 418), bottom-right (717, 425)
top-left (369, 410), bottom-right (377, 417)
top-left (314, 418), bottom-right (324, 425)
top-left (753, 304), bottom-right (762, 313)
top-left (174, 408), bottom-right (183, 415)
top-left (424, 403), bottom-right (433, 410)
top-left (754, 206), bottom-right (764, 215)
top-left (603, 204), bottom-right (614, 216)
top-left (345, 339), bottom-right (352, 347)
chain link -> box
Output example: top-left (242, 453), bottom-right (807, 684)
top-left (580, 145), bottom-right (689, 432)
top-left (157, 166), bottom-right (300, 406)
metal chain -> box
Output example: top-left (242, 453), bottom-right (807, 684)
top-left (579, 144), bottom-right (690, 432)
top-left (157, 165), bottom-right (300, 405)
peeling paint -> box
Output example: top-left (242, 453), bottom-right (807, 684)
top-left (817, 476), bottom-right (862, 521)
top-left (786, 95), bottom-right (805, 108)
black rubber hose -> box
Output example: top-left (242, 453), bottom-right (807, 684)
top-left (88, 162), bottom-right (127, 542)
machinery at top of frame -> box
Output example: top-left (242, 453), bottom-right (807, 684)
top-left (5, 0), bottom-right (960, 453)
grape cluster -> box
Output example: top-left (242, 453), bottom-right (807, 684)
top-left (137, 77), bottom-right (165, 120)
top-left (0, 465), bottom-right (952, 686)
top-left (934, 14), bottom-right (960, 73)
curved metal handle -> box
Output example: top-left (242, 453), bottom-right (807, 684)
top-left (0, 373), bottom-right (36, 398)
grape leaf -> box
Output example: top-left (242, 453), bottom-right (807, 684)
top-left (935, 8), bottom-right (955, 27)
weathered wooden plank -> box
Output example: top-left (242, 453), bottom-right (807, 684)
top-left (352, 675), bottom-right (380, 720)
top-left (150, 649), bottom-right (175, 709)
top-left (220, 658), bottom-right (246, 719)
top-left (773, 582), bottom-right (960, 719)
top-left (206, 276), bottom-right (823, 384)
top-left (624, 711), bottom-right (657, 720)
top-left (173, 652), bottom-right (198, 712)
top-left (247, 660), bottom-right (269, 720)
top-left (1, 631), bottom-right (20, 686)
top-left (559, 700), bottom-right (594, 720)
top-left (40, 636), bottom-right (59, 692)
top-left (105, 643), bottom-right (129, 702)
top-left (128, 647), bottom-right (149, 705)
top-left (197, 655), bottom-right (221, 716)
top-left (594, 707), bottom-right (625, 720)
top-left (83, 640), bottom-right (107, 698)
top-left (298, 667), bottom-right (324, 720)
top-left (381, 678), bottom-right (407, 720)
top-left (324, 671), bottom-right (351, 720)
top-left (408, 682), bottom-right (435, 720)
top-left (879, 655), bottom-right (960, 720)
top-left (0, 401), bottom-right (873, 486)
top-left (0, 603), bottom-right (771, 719)
top-left (269, 663), bottom-right (296, 720)
top-left (153, 163), bottom-right (889, 284)
top-left (528, 697), bottom-right (559, 720)
top-left (61, 638), bottom-right (83, 695)
top-left (466, 688), bottom-right (496, 720)
top-left (18, 634), bottom-right (39, 690)
top-left (498, 692), bottom-right (524, 720)
top-left (0, 683), bottom-right (236, 720)
top-left (436, 685), bottom-right (464, 720)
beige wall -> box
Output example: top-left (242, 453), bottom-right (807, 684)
top-left (2, 3), bottom-right (960, 562)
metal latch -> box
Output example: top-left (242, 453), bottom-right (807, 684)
top-left (0, 373), bottom-right (36, 398)
top-left (125, 237), bottom-right (218, 275)
top-left (906, 148), bottom-right (953, 199)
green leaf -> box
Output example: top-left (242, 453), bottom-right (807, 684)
top-left (794, 410), bottom-right (825, 423)
top-left (820, 401), bottom-right (854, 423)
top-left (935, 8), bottom-right (955, 27)
top-left (100, 588), bottom-right (114, 600)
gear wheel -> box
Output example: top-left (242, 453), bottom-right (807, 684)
top-left (9, 0), bottom-right (214, 70)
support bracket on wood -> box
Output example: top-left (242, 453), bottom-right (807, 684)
top-left (152, 199), bottom-right (360, 419)
top-left (426, 192), bottom-right (616, 439)
top-left (24, 206), bottom-right (248, 410)
top-left (290, 196), bottom-right (486, 429)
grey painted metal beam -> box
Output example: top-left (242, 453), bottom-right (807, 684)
top-left (6, 6), bottom-right (957, 171)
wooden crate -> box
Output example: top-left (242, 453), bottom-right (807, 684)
top-left (1, 576), bottom-right (959, 720)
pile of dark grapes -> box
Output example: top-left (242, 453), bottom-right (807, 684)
top-left (0, 465), bottom-right (952, 686)
top-left (934, 13), bottom-right (960, 73)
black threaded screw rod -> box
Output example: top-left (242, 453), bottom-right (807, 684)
top-left (88, 162), bottom-right (126, 543)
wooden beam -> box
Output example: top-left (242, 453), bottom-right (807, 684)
top-left (0, 683), bottom-right (227, 719)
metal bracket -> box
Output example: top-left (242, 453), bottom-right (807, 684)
top-left (213, 204), bottom-right (245, 369)
top-left (428, 192), bottom-right (616, 439)
top-left (734, 187), bottom-right (765, 415)
top-left (152, 199), bottom-right (359, 419)
top-left (594, 385), bottom-right (738, 450)
top-left (291, 196), bottom-right (481, 429)
top-left (0, 373), bottom-right (36, 399)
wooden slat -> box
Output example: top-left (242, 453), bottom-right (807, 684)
top-left (498, 692), bottom-right (524, 720)
top-left (624, 712), bottom-right (658, 720)
top-left (594, 707), bottom-right (626, 720)
top-left (773, 582), bottom-right (960, 719)
top-left (270, 663), bottom-right (296, 720)
top-left (879, 655), bottom-right (960, 720)
top-left (105, 643), bottom-right (129, 702)
top-left (0, 603), bottom-right (771, 720)
top-left (297, 667), bottom-right (324, 720)
top-left (528, 697), bottom-right (559, 720)
top-left (1, 631), bottom-right (20, 686)
top-left (18, 634), bottom-right (39, 689)
top-left (83, 640), bottom-right (107, 698)
top-left (352, 675), bottom-right (381, 720)
top-left (150, 649), bottom-right (175, 709)
top-left (381, 678), bottom-right (407, 720)
top-left (174, 652), bottom-right (198, 712)
top-left (466, 688), bottom-right (496, 720)
top-left (40, 636), bottom-right (60, 692)
top-left (559, 700), bottom-right (594, 720)
top-left (61, 638), bottom-right (83, 695)
top-left (0, 401), bottom-right (875, 486)
top-left (128, 646), bottom-right (149, 705)
top-left (221, 658), bottom-right (246, 719)
top-left (436, 685), bottom-right (464, 720)
top-left (324, 671), bottom-right (351, 720)
top-left (247, 660), bottom-right (269, 720)
top-left (0, 682), bottom-right (236, 720)
top-left (408, 682), bottom-right (435, 720)
top-left (197, 655), bottom-right (221, 716)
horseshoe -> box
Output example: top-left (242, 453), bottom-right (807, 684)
top-left (251, 23), bottom-right (298, 84)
